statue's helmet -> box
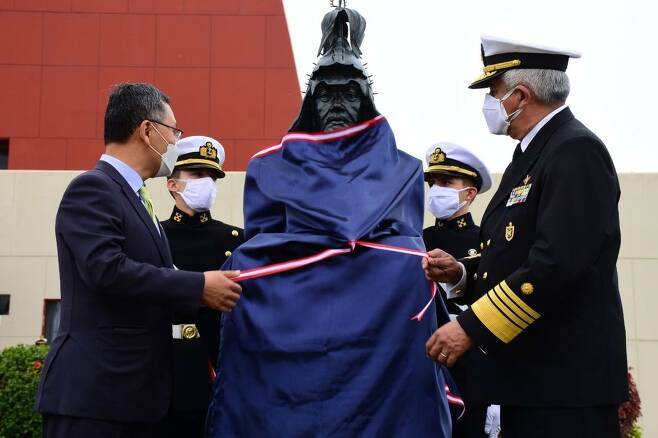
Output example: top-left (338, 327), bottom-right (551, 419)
top-left (289, 5), bottom-right (379, 132)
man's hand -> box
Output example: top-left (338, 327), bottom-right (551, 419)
top-left (202, 270), bottom-right (242, 312)
top-left (422, 248), bottom-right (462, 284)
top-left (425, 320), bottom-right (473, 367)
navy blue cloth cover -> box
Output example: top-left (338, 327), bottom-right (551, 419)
top-left (207, 117), bottom-right (452, 437)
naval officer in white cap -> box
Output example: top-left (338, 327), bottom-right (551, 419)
top-left (424, 35), bottom-right (627, 437)
top-left (422, 142), bottom-right (495, 438)
top-left (160, 136), bottom-right (245, 437)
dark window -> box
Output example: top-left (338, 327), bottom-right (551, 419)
top-left (43, 299), bottom-right (61, 344)
top-left (0, 139), bottom-right (7, 169)
top-left (0, 294), bottom-right (9, 315)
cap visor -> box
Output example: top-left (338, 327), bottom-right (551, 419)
top-left (175, 163), bottom-right (225, 179)
top-left (424, 169), bottom-right (476, 181)
top-left (468, 70), bottom-right (504, 89)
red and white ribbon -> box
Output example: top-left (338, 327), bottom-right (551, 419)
top-left (445, 384), bottom-right (466, 419)
top-left (228, 239), bottom-right (464, 412)
top-left (251, 115), bottom-right (386, 160)
top-left (232, 239), bottom-right (435, 321)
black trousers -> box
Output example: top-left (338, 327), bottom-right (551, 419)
top-left (160, 409), bottom-right (206, 438)
top-left (453, 402), bottom-right (489, 438)
top-left (42, 414), bottom-right (161, 438)
top-left (500, 405), bottom-right (621, 438)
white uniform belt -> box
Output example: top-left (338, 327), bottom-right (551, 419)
top-left (172, 324), bottom-right (200, 340)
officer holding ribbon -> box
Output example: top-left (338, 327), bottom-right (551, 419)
top-left (160, 136), bottom-right (244, 437)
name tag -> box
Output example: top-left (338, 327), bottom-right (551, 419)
top-left (507, 184), bottom-right (532, 206)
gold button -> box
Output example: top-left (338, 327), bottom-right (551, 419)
top-left (486, 239), bottom-right (491, 247)
top-left (480, 242), bottom-right (484, 250)
top-left (231, 230), bottom-right (239, 237)
top-left (224, 250), bottom-right (232, 257)
top-left (473, 273), bottom-right (478, 280)
top-left (483, 272), bottom-right (488, 280)
top-left (521, 282), bottom-right (534, 295)
top-left (182, 324), bottom-right (199, 340)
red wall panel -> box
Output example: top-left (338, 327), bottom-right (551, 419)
top-left (183, 0), bottom-right (239, 14)
top-left (0, 12), bottom-right (42, 64)
top-left (128, 0), bottom-right (183, 13)
top-left (43, 13), bottom-right (100, 66)
top-left (210, 68), bottom-right (265, 139)
top-left (0, 66), bottom-right (41, 138)
top-left (265, 15), bottom-right (294, 68)
top-left (0, 0), bottom-right (300, 171)
top-left (156, 15), bottom-right (210, 67)
top-left (265, 68), bottom-right (299, 138)
top-left (235, 138), bottom-right (278, 169)
top-left (211, 15), bottom-right (265, 68)
top-left (71, 0), bottom-right (128, 13)
top-left (240, 0), bottom-right (283, 15)
top-left (9, 138), bottom-right (67, 169)
top-left (154, 67), bottom-right (211, 135)
top-left (66, 138), bottom-right (104, 170)
top-left (40, 66), bottom-right (98, 138)
top-left (14, 0), bottom-right (71, 12)
top-left (100, 14), bottom-right (156, 66)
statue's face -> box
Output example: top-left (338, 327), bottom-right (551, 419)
top-left (313, 81), bottom-right (363, 132)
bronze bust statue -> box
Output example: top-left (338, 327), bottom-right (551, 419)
top-left (289, 5), bottom-right (379, 132)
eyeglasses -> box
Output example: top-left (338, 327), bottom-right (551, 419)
top-left (148, 119), bottom-right (184, 141)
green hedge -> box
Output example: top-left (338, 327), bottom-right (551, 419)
top-left (0, 344), bottom-right (48, 438)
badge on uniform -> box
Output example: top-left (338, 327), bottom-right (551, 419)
top-left (505, 222), bottom-right (515, 241)
top-left (506, 175), bottom-right (532, 207)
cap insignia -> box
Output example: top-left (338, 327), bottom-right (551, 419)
top-left (199, 142), bottom-right (217, 160)
top-left (430, 148), bottom-right (446, 165)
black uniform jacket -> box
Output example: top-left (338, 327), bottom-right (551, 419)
top-left (424, 213), bottom-right (489, 403)
top-left (161, 207), bottom-right (245, 411)
top-left (455, 108), bottom-right (628, 406)
top-left (423, 212), bottom-right (480, 317)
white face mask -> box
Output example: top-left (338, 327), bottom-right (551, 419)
top-left (482, 87), bottom-right (524, 135)
top-left (176, 177), bottom-right (217, 212)
top-left (149, 126), bottom-right (181, 177)
top-left (427, 185), bottom-right (470, 220)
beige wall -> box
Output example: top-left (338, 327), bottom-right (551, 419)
top-left (0, 170), bottom-right (656, 433)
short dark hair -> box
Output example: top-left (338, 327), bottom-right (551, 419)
top-left (103, 83), bottom-right (170, 145)
top-left (426, 174), bottom-right (478, 190)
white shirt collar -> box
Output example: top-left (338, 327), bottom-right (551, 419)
top-left (519, 104), bottom-right (567, 152)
